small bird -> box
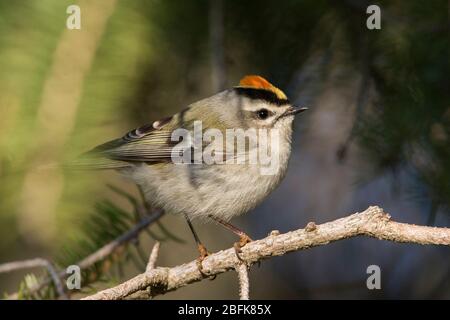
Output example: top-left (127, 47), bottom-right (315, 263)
top-left (75, 75), bottom-right (307, 269)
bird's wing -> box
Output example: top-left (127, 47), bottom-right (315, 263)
top-left (71, 122), bottom-right (179, 170)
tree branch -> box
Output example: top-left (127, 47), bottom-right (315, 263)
top-left (83, 206), bottom-right (450, 300)
top-left (5, 209), bottom-right (164, 299)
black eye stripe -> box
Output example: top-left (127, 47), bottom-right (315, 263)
top-left (234, 87), bottom-right (290, 106)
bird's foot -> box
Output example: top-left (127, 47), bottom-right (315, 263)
top-left (196, 243), bottom-right (216, 280)
top-left (233, 234), bottom-right (253, 264)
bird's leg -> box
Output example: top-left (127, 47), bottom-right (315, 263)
top-left (208, 215), bottom-right (253, 262)
top-left (184, 214), bottom-right (214, 278)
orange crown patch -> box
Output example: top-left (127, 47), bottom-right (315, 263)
top-left (237, 75), bottom-right (287, 100)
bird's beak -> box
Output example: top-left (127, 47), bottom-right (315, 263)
top-left (281, 106), bottom-right (308, 118)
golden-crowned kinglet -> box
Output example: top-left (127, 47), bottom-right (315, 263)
top-left (78, 75), bottom-right (307, 263)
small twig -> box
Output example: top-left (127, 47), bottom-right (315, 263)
top-left (146, 242), bottom-right (161, 272)
top-left (0, 258), bottom-right (67, 299)
top-left (0, 259), bottom-right (47, 274)
top-left (236, 263), bottom-right (250, 300)
top-left (83, 206), bottom-right (450, 300)
top-left (126, 241), bottom-right (161, 300)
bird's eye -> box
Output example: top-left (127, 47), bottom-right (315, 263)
top-left (256, 109), bottom-right (270, 120)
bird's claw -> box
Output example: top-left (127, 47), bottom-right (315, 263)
top-left (196, 244), bottom-right (216, 280)
top-left (233, 234), bottom-right (253, 264)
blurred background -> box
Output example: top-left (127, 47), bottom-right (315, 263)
top-left (0, 0), bottom-right (448, 299)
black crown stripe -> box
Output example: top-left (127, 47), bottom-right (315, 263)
top-left (234, 87), bottom-right (290, 106)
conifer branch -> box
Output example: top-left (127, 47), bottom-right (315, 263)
top-left (5, 209), bottom-right (164, 299)
top-left (0, 258), bottom-right (67, 299)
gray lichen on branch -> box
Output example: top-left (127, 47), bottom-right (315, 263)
top-left (83, 206), bottom-right (450, 300)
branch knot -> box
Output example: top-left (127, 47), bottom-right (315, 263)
top-left (305, 222), bottom-right (317, 232)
